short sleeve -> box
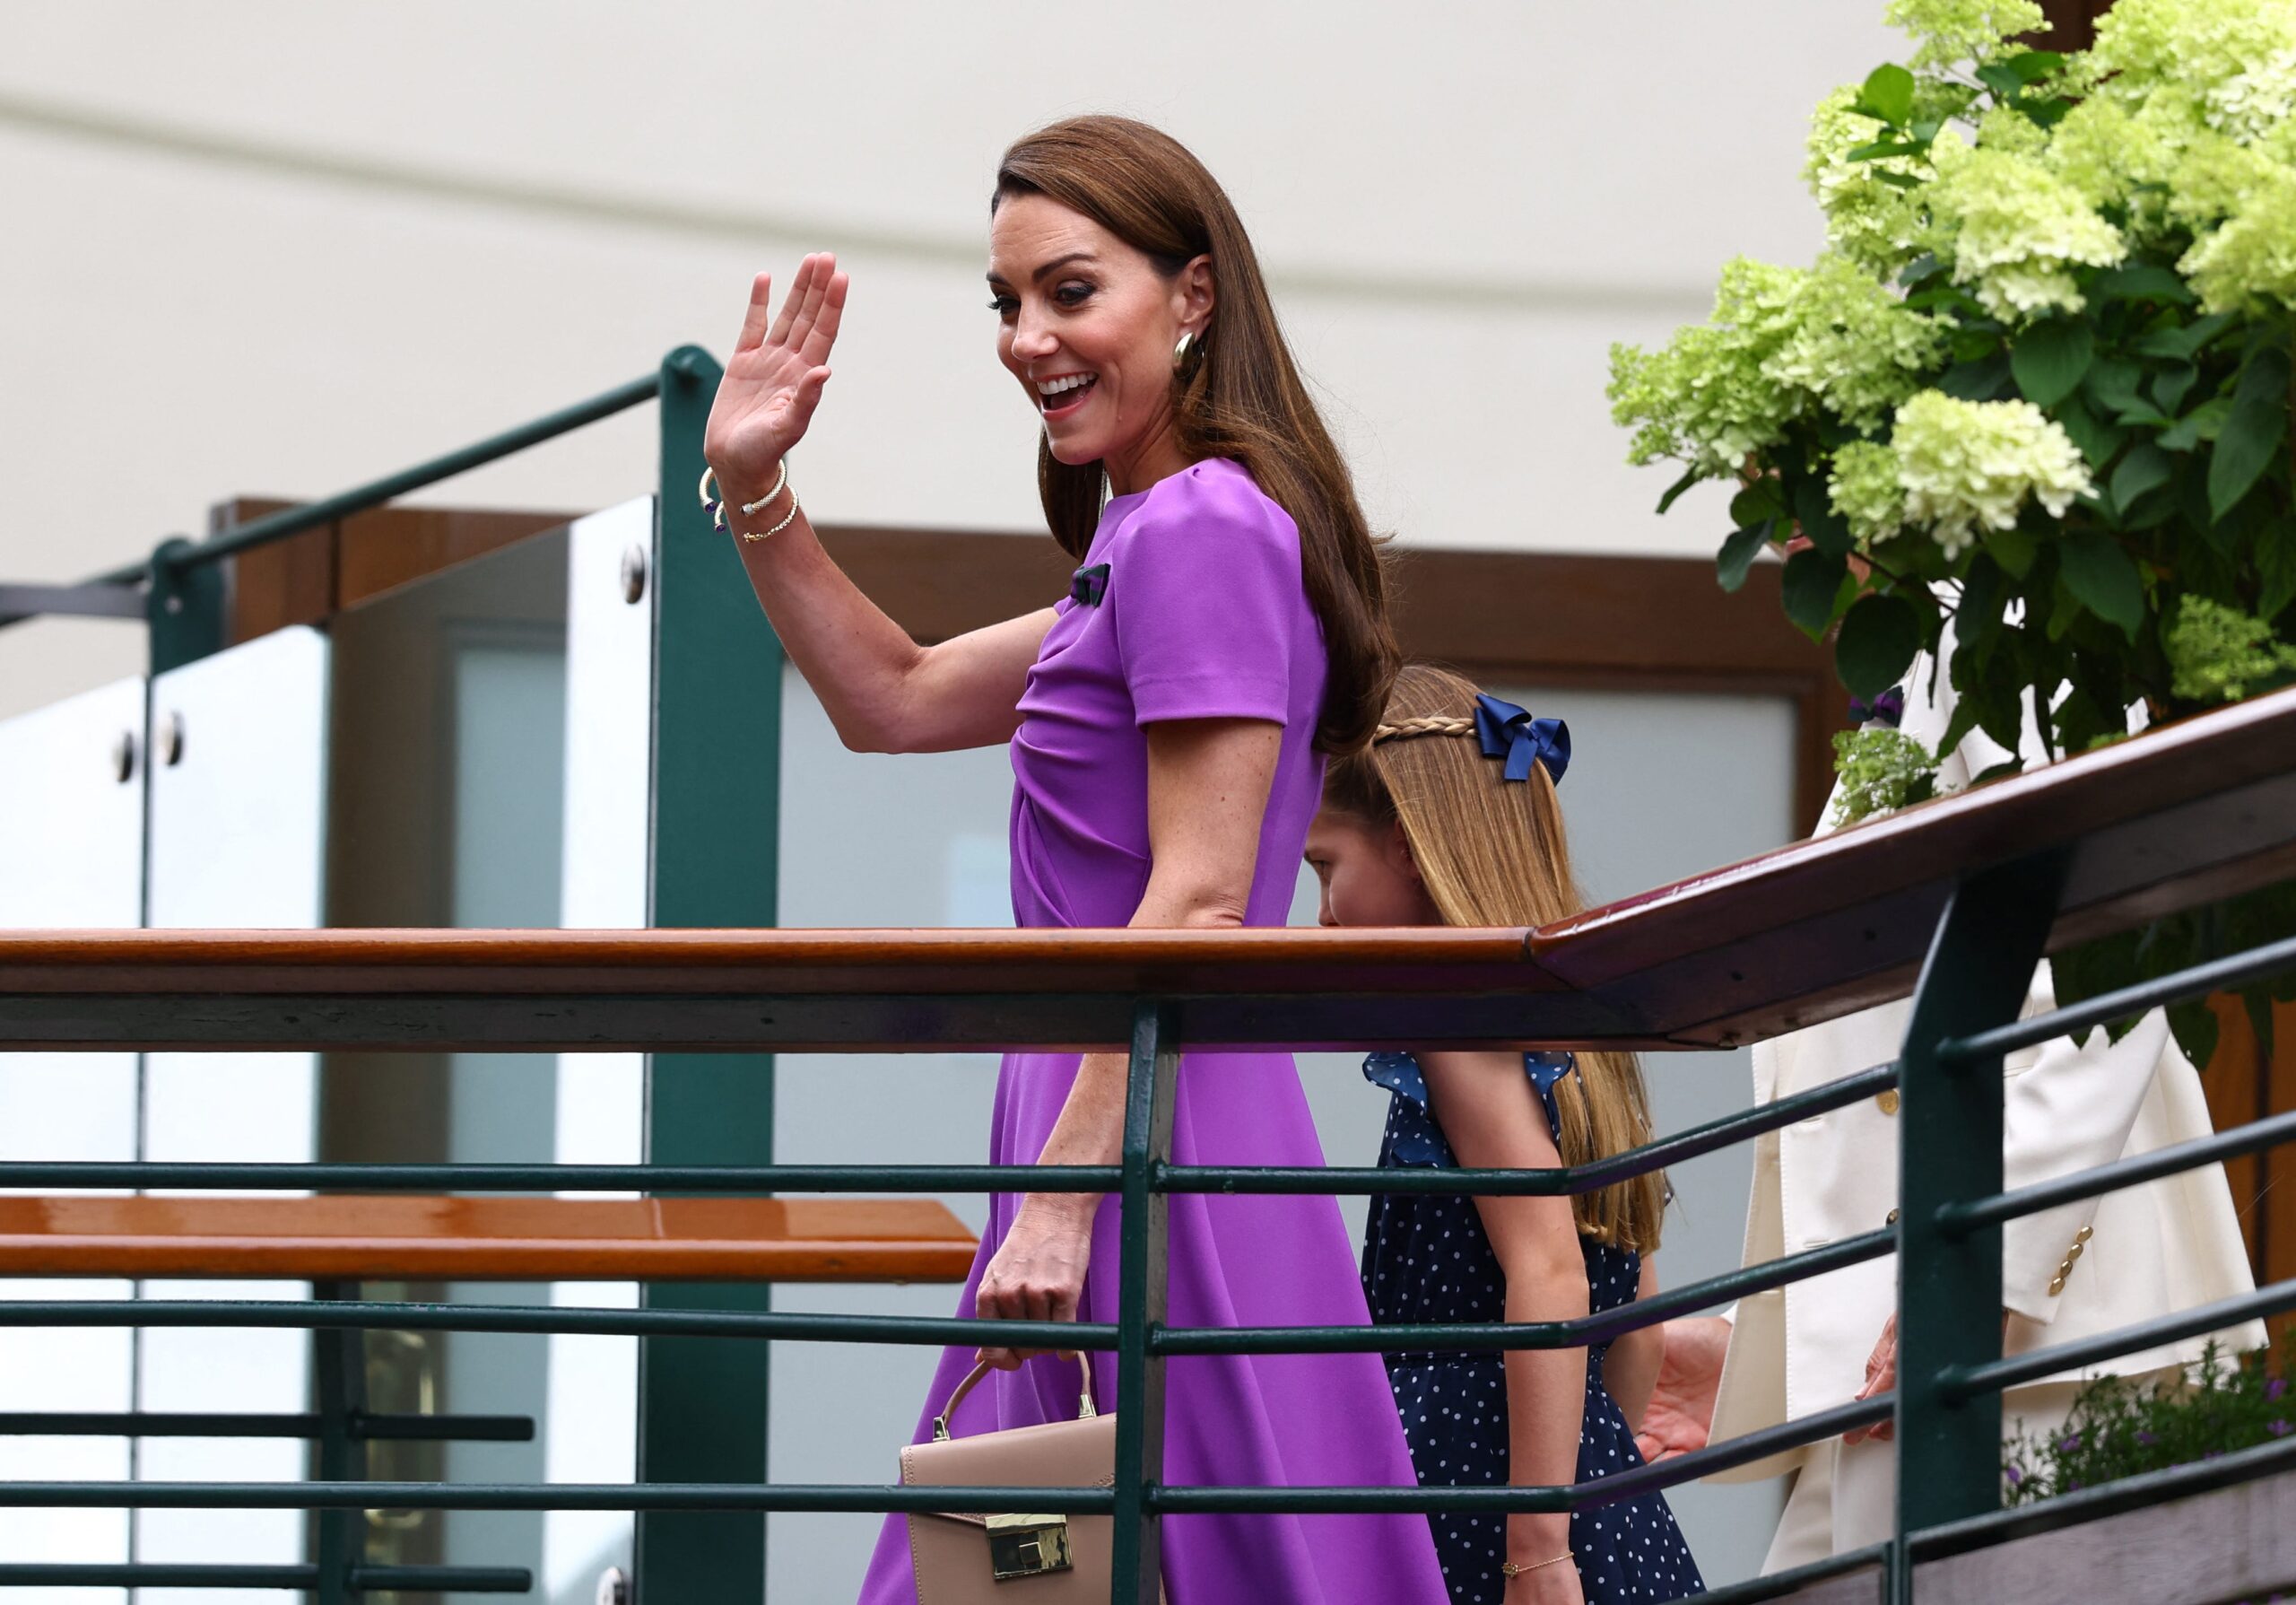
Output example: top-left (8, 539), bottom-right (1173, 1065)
top-left (1109, 465), bottom-right (1302, 727)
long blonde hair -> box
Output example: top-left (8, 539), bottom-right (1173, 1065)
top-left (1324, 663), bottom-right (1665, 1252)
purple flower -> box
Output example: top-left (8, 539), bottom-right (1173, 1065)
top-left (2270, 1419), bottom-right (2292, 1437)
top-left (2059, 1434), bottom-right (2083, 1452)
top-left (2267, 1377), bottom-right (2287, 1401)
top-left (2005, 1464), bottom-right (2023, 1485)
top-left (2135, 1431), bottom-right (2158, 1445)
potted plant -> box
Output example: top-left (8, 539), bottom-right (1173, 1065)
top-left (1607, 0), bottom-right (2296, 1067)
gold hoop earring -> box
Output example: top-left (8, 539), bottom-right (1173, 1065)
top-left (1172, 330), bottom-right (1198, 373)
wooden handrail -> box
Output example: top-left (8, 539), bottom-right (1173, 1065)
top-left (3, 683), bottom-right (2292, 1054)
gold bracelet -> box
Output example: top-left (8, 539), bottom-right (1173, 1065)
top-left (739, 458), bottom-right (789, 517)
top-left (741, 483), bottom-right (800, 543)
top-left (1500, 1552), bottom-right (1574, 1578)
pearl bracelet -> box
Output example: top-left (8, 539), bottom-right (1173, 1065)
top-left (698, 462), bottom-right (801, 541)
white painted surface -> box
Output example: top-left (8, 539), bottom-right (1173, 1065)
top-left (540, 501), bottom-right (654, 1602)
top-left (0, 676), bottom-right (147, 1600)
top-left (0, 2), bottom-right (1905, 720)
top-left (139, 626), bottom-right (330, 1601)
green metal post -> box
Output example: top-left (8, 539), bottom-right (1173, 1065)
top-left (309, 1282), bottom-right (366, 1605)
top-left (634, 345), bottom-right (782, 1605)
top-left (1890, 852), bottom-right (2066, 1599)
top-left (1110, 1003), bottom-right (1178, 1605)
top-left (145, 536), bottom-right (226, 674)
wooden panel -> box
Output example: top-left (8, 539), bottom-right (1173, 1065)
top-left (0, 679), bottom-right (2292, 1056)
top-left (334, 504), bottom-right (571, 609)
top-left (0, 1195), bottom-right (976, 1282)
top-left (218, 497), bottom-right (332, 644)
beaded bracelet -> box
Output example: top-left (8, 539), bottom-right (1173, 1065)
top-left (698, 463), bottom-right (801, 541)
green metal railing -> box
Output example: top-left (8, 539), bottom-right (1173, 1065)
top-left (5, 351), bottom-right (2295, 1602)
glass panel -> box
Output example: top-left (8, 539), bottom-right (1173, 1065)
top-left (320, 514), bottom-right (611, 1603)
top-left (141, 626), bottom-right (331, 1603)
top-left (0, 676), bottom-right (147, 1602)
top-left (540, 501), bottom-right (652, 1602)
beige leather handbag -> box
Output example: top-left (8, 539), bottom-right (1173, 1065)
top-left (900, 1357), bottom-right (1127, 1602)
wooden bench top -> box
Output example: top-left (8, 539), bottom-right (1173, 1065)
top-left (2, 682), bottom-right (2292, 1054)
top-left (0, 1195), bottom-right (978, 1282)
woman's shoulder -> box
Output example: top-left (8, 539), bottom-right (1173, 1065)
top-left (1118, 458), bottom-right (1299, 554)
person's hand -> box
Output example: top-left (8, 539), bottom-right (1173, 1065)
top-left (1634, 1316), bottom-right (1730, 1464)
top-left (975, 1194), bottom-right (1096, 1370)
top-left (1846, 1313), bottom-right (1897, 1444)
top-left (1505, 1557), bottom-right (1586, 1605)
top-left (704, 252), bottom-right (848, 500)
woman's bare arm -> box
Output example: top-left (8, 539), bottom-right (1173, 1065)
top-left (1419, 1050), bottom-right (1591, 1583)
top-left (974, 716), bottom-right (1280, 1365)
top-left (1605, 1257), bottom-right (1664, 1433)
top-left (703, 254), bottom-right (1055, 754)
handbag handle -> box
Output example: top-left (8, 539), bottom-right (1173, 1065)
top-left (931, 1355), bottom-right (1098, 1442)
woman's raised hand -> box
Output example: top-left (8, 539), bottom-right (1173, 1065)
top-left (704, 253), bottom-right (849, 497)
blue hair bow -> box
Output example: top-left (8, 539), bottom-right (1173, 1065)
top-left (1473, 693), bottom-right (1570, 786)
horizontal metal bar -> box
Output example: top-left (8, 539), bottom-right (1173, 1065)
top-left (164, 371), bottom-right (662, 572)
top-left (0, 1160), bottom-right (1121, 1192)
top-left (0, 1563), bottom-right (531, 1591)
top-left (1162, 1062), bottom-right (1897, 1198)
top-left (0, 1410), bottom-right (532, 1442)
top-left (1943, 1273), bottom-right (2296, 1400)
top-left (1939, 930), bottom-right (2296, 1065)
top-left (0, 581), bottom-right (145, 623)
top-left (0, 1480), bottom-right (1118, 1513)
top-left (1155, 1228), bottom-right (1894, 1355)
top-left (0, 1297), bottom-right (1110, 1350)
top-left (1544, 1394), bottom-right (1892, 1513)
top-left (1685, 1544), bottom-right (1889, 1605)
top-left (1940, 1103), bottom-right (2296, 1235)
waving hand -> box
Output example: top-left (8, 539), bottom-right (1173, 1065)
top-left (704, 252), bottom-right (849, 496)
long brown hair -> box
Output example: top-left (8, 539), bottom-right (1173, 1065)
top-left (1324, 664), bottom-right (1666, 1252)
top-left (993, 115), bottom-right (1398, 755)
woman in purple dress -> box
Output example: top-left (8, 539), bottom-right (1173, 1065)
top-left (702, 116), bottom-right (1448, 1605)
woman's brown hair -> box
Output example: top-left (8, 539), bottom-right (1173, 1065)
top-left (1324, 664), bottom-right (1667, 1252)
top-left (993, 115), bottom-right (1398, 755)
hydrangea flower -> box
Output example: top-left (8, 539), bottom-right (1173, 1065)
top-left (2166, 598), bottom-right (2296, 701)
top-left (1830, 440), bottom-right (1909, 545)
top-left (1927, 137), bottom-right (2128, 318)
top-left (1608, 257), bottom-right (1944, 474)
top-left (1831, 728), bottom-right (1942, 824)
top-left (2083, 0), bottom-right (2296, 142)
top-left (1890, 390), bottom-right (2095, 557)
top-left (1886, 0), bottom-right (2049, 69)
top-left (2179, 162), bottom-right (2296, 311)
top-left (1806, 86), bottom-right (1932, 273)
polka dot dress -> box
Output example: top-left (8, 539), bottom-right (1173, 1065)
top-left (1359, 1051), bottom-right (1706, 1604)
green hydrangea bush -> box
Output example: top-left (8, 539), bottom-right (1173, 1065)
top-left (2002, 1339), bottom-right (2295, 1506)
top-left (1609, 0), bottom-right (2296, 1068)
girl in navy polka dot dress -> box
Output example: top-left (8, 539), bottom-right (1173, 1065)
top-left (1306, 665), bottom-right (1705, 1605)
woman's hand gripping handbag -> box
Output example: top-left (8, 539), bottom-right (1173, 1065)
top-left (901, 1356), bottom-right (1144, 1603)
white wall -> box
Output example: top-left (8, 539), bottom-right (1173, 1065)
top-left (0, 0), bottom-right (1900, 720)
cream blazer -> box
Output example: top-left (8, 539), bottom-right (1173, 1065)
top-left (1707, 653), bottom-right (2264, 1483)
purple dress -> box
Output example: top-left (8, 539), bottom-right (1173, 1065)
top-left (858, 459), bottom-right (1449, 1605)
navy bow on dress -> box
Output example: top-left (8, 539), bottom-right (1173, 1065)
top-left (1473, 693), bottom-right (1570, 786)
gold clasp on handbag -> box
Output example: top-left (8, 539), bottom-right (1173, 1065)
top-left (985, 1513), bottom-right (1073, 1581)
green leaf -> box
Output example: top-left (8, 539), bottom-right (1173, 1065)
top-left (1717, 519), bottom-right (1772, 593)
top-left (1898, 252), bottom-right (1944, 290)
top-left (1905, 284), bottom-right (1987, 317)
top-left (1836, 593), bottom-right (1924, 701)
top-left (2151, 361), bottom-right (2198, 416)
top-left (1872, 168), bottom-right (1924, 191)
top-left (1792, 474), bottom-right (1853, 559)
top-left (2055, 393), bottom-right (2127, 470)
top-left (2158, 396), bottom-right (2234, 451)
top-left (2260, 528), bottom-right (2296, 623)
top-left (2208, 346), bottom-right (2292, 522)
top-left (2005, 49), bottom-right (2065, 82)
top-left (2132, 311), bottom-right (2239, 362)
top-left (1976, 61), bottom-right (2024, 98)
top-left (2093, 263), bottom-right (2196, 305)
top-left (2057, 530), bottom-right (2146, 639)
top-left (2021, 95), bottom-right (2072, 128)
top-left (1656, 467), bottom-right (1703, 516)
top-left (1983, 522), bottom-right (2039, 579)
top-left (2109, 441), bottom-right (2173, 510)
top-left (1782, 549), bottom-right (1851, 639)
top-left (1860, 63), bottom-right (1916, 126)
top-left (1730, 481), bottom-right (1784, 528)
top-left (2168, 999), bottom-right (2221, 1072)
top-left (2012, 317), bottom-right (2094, 409)
top-left (1847, 138), bottom-right (1926, 161)
top-left (1942, 352), bottom-right (2015, 402)
top-left (2084, 356), bottom-right (2145, 417)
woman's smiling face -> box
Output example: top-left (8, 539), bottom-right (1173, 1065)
top-left (987, 192), bottom-right (1210, 481)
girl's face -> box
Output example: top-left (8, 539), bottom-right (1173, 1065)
top-left (987, 193), bottom-right (1211, 481)
top-left (1303, 807), bottom-right (1439, 929)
